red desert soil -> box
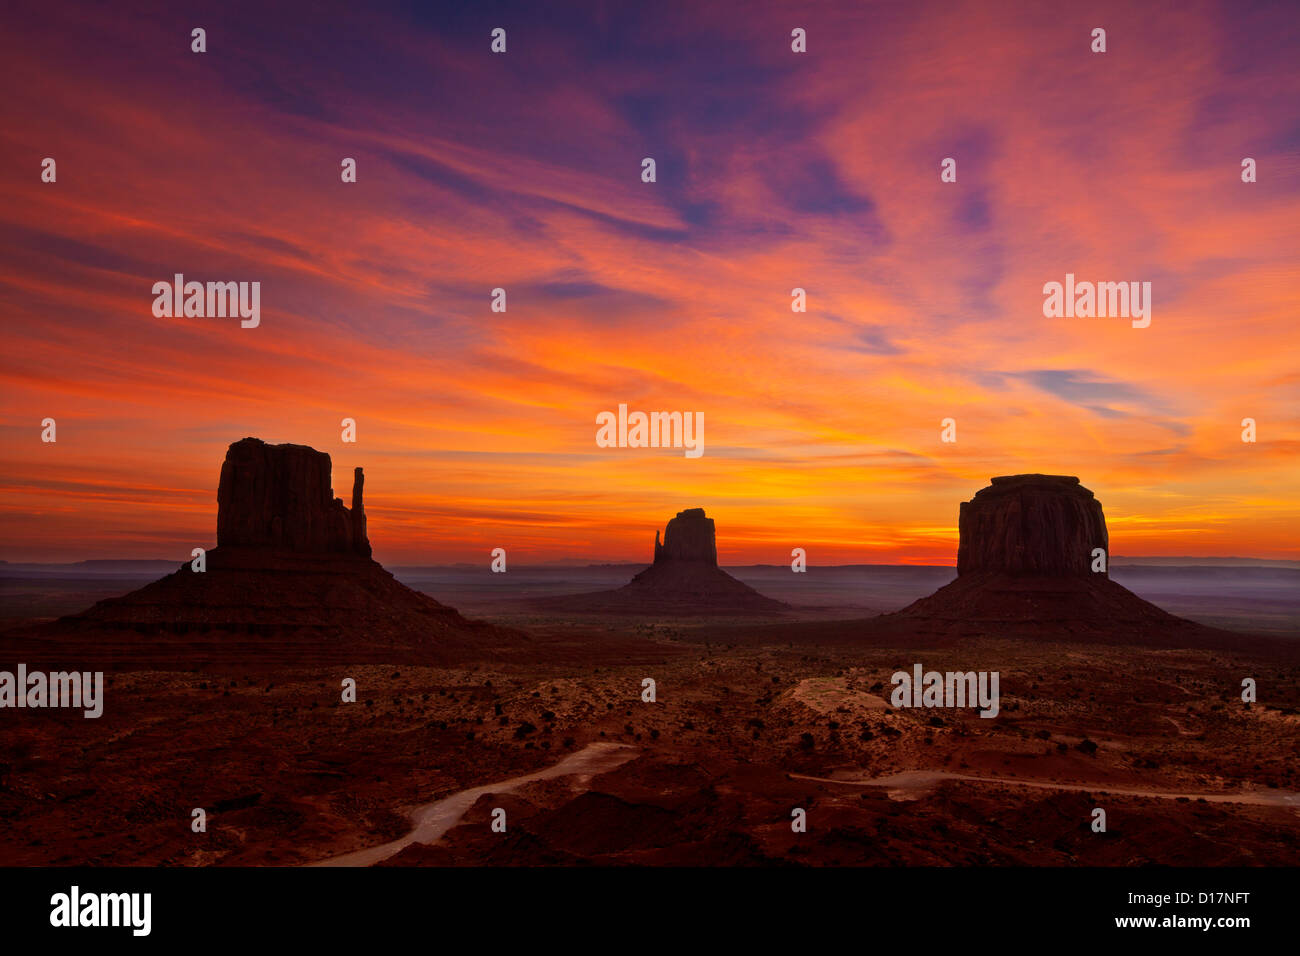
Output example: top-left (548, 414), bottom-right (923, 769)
top-left (2, 610), bottom-right (1298, 867)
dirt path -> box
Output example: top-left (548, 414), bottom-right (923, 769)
top-left (312, 742), bottom-right (639, 867)
top-left (790, 770), bottom-right (1300, 807)
top-left (1163, 715), bottom-right (1199, 737)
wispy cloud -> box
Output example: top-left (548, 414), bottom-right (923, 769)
top-left (0, 0), bottom-right (1295, 562)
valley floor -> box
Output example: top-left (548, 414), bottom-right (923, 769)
top-left (3, 613), bottom-right (1297, 866)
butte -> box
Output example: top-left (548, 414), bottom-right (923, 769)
top-left (890, 474), bottom-right (1223, 643)
top-left (4, 438), bottom-right (522, 666)
top-left (531, 508), bottom-right (788, 616)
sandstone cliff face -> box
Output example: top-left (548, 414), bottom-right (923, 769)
top-left (216, 437), bottom-right (370, 556)
top-left (654, 508), bottom-right (718, 566)
top-left (956, 474), bottom-right (1107, 577)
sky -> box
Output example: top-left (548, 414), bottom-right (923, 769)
top-left (0, 0), bottom-right (1297, 565)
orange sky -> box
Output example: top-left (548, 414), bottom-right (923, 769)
top-left (1, 0), bottom-right (1297, 564)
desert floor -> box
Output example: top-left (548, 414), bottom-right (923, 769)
top-left (3, 605), bottom-right (1298, 866)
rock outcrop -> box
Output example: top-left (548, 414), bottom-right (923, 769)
top-left (18, 438), bottom-right (518, 665)
top-left (216, 438), bottom-right (370, 556)
top-left (654, 508), bottom-right (718, 565)
top-left (351, 467), bottom-right (369, 557)
top-left (957, 475), bottom-right (1106, 576)
top-left (895, 475), bottom-right (1200, 635)
top-left (530, 508), bottom-right (787, 616)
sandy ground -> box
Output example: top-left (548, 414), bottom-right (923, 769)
top-left (2, 605), bottom-right (1298, 867)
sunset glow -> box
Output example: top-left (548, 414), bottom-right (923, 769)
top-left (1, 0), bottom-right (1297, 564)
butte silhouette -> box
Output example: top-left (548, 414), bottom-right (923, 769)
top-left (533, 508), bottom-right (788, 616)
top-left (891, 474), bottom-right (1214, 641)
top-left (8, 438), bottom-right (518, 666)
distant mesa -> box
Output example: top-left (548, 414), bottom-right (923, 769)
top-left (8, 438), bottom-right (518, 665)
top-left (532, 508), bottom-right (788, 617)
top-left (896, 474), bottom-right (1201, 634)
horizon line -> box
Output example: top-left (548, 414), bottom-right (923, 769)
top-left (3, 555), bottom-right (1297, 569)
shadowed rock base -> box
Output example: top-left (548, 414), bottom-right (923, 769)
top-left (15, 547), bottom-right (517, 666)
top-left (892, 572), bottom-right (1200, 635)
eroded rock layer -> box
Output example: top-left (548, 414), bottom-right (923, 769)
top-left (654, 508), bottom-right (718, 566)
top-left (956, 475), bottom-right (1106, 576)
top-left (216, 438), bottom-right (370, 557)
